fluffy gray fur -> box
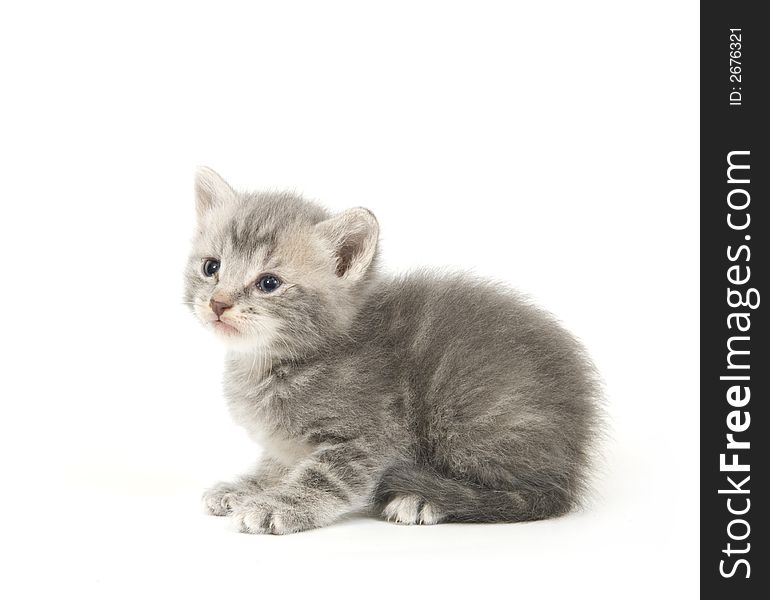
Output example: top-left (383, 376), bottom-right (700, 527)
top-left (184, 167), bottom-right (602, 534)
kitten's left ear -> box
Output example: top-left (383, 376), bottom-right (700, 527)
top-left (315, 208), bottom-right (379, 281)
top-left (195, 167), bottom-right (235, 218)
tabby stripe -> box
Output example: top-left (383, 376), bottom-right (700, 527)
top-left (300, 467), bottom-right (350, 502)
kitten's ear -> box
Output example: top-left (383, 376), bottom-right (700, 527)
top-left (195, 167), bottom-right (235, 218)
top-left (315, 208), bottom-right (379, 281)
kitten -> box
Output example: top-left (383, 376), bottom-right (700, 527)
top-left (185, 167), bottom-right (602, 534)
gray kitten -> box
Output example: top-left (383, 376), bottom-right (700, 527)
top-left (184, 167), bottom-right (602, 534)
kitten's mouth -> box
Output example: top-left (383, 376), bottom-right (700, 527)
top-left (211, 319), bottom-right (240, 335)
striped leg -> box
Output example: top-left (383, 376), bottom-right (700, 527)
top-left (231, 441), bottom-right (381, 534)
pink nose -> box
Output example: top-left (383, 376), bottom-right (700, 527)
top-left (210, 299), bottom-right (233, 317)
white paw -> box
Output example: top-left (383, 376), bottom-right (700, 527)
top-left (382, 494), bottom-right (441, 525)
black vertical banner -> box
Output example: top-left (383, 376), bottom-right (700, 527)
top-left (701, 2), bottom-right (768, 597)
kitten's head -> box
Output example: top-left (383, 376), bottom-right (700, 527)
top-left (184, 168), bottom-right (379, 355)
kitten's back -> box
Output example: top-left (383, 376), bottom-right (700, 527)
top-left (358, 271), bottom-right (601, 515)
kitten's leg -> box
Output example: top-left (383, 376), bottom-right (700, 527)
top-left (203, 455), bottom-right (288, 516)
top-left (231, 441), bottom-right (383, 534)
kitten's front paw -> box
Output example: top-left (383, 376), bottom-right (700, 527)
top-left (202, 482), bottom-right (250, 516)
top-left (231, 497), bottom-right (313, 535)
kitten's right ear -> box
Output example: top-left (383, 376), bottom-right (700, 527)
top-left (195, 167), bottom-right (235, 218)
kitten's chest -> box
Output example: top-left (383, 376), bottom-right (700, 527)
top-left (222, 357), bottom-right (313, 465)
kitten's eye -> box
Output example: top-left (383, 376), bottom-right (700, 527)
top-left (257, 274), bottom-right (281, 293)
top-left (202, 258), bottom-right (220, 277)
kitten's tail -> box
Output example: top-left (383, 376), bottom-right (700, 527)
top-left (373, 465), bottom-right (574, 523)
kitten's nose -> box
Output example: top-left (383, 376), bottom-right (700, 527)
top-left (209, 298), bottom-right (233, 318)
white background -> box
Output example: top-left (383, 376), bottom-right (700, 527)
top-left (0, 1), bottom-right (699, 598)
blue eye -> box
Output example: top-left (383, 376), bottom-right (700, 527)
top-left (257, 275), bottom-right (281, 293)
top-left (202, 258), bottom-right (220, 277)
